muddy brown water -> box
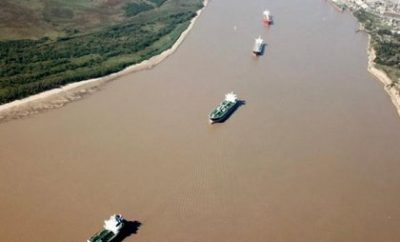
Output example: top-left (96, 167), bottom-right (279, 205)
top-left (2, 0), bottom-right (400, 241)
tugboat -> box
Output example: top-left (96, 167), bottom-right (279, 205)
top-left (87, 214), bottom-right (125, 242)
top-left (209, 92), bottom-right (238, 123)
top-left (263, 10), bottom-right (273, 24)
top-left (253, 36), bottom-right (264, 55)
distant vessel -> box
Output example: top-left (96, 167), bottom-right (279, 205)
top-left (263, 10), bottom-right (273, 24)
top-left (209, 92), bottom-right (239, 123)
top-left (87, 214), bottom-right (125, 242)
top-left (253, 36), bottom-right (264, 55)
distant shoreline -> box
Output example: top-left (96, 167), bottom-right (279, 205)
top-left (0, 0), bottom-right (208, 122)
top-left (367, 36), bottom-right (400, 118)
top-left (325, 2), bottom-right (400, 120)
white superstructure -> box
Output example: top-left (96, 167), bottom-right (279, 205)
top-left (225, 92), bottom-right (238, 102)
top-left (104, 214), bottom-right (124, 234)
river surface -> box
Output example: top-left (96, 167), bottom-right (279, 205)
top-left (2, 0), bottom-right (400, 241)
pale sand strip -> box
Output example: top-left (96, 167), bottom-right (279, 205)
top-left (367, 37), bottom-right (400, 118)
top-left (0, 1), bottom-right (208, 120)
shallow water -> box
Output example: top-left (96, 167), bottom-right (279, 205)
top-left (1, 0), bottom-right (400, 241)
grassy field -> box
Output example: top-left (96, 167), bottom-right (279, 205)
top-left (0, 0), bottom-right (171, 40)
top-left (0, 0), bottom-right (203, 104)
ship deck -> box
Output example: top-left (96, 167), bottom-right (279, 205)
top-left (88, 229), bottom-right (115, 242)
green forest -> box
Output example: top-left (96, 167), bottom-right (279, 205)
top-left (0, 0), bottom-right (203, 104)
top-left (354, 10), bottom-right (400, 83)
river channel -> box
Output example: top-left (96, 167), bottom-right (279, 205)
top-left (1, 0), bottom-right (400, 241)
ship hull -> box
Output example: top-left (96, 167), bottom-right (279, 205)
top-left (88, 217), bottom-right (124, 242)
top-left (209, 101), bottom-right (238, 123)
top-left (87, 229), bottom-right (118, 242)
top-left (252, 44), bottom-right (264, 55)
top-left (263, 18), bottom-right (273, 24)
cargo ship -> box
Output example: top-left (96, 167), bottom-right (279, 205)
top-left (253, 36), bottom-right (264, 55)
top-left (87, 214), bottom-right (125, 242)
top-left (263, 10), bottom-right (273, 24)
top-left (209, 92), bottom-right (238, 123)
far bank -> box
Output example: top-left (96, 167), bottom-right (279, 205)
top-left (0, 0), bottom-right (208, 122)
top-left (0, 0), bottom-right (205, 105)
top-left (354, 9), bottom-right (400, 119)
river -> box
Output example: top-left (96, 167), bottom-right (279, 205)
top-left (1, 0), bottom-right (400, 241)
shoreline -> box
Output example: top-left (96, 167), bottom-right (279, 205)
top-left (326, 1), bottom-right (400, 120)
top-left (326, 0), bottom-right (345, 12)
top-left (366, 36), bottom-right (400, 118)
top-left (0, 0), bottom-right (208, 122)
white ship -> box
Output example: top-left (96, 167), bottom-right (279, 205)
top-left (253, 36), bottom-right (264, 55)
top-left (263, 10), bottom-right (273, 24)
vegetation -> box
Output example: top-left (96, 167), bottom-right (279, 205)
top-left (124, 2), bottom-right (154, 17)
top-left (0, 0), bottom-right (203, 104)
top-left (354, 10), bottom-right (400, 84)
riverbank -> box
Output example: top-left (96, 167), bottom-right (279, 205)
top-left (367, 37), bottom-right (400, 118)
top-left (327, 0), bottom-right (346, 12)
top-left (325, 3), bottom-right (400, 120)
top-left (0, 0), bottom-right (208, 123)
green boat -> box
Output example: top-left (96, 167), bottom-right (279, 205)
top-left (87, 214), bottom-right (124, 242)
top-left (209, 92), bottom-right (238, 123)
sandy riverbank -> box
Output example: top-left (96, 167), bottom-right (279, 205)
top-left (367, 37), bottom-right (400, 118)
top-left (0, 0), bottom-right (208, 122)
